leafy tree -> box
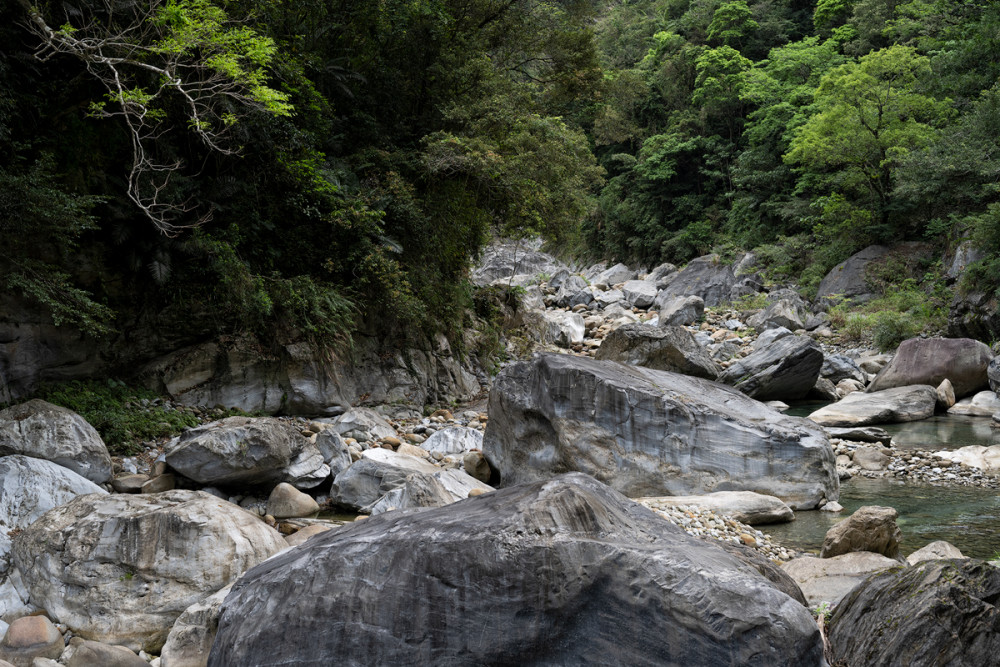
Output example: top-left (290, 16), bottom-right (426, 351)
top-left (785, 45), bottom-right (949, 240)
top-left (708, 1), bottom-right (760, 49)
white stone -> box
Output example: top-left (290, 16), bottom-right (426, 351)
top-left (420, 427), bottom-right (484, 455)
top-left (947, 390), bottom-right (1000, 417)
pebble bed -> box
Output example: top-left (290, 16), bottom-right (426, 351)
top-left (833, 439), bottom-right (1000, 489)
top-left (637, 499), bottom-right (796, 562)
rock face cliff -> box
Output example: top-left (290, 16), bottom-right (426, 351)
top-left (483, 354), bottom-right (838, 509)
top-left (209, 473), bottom-right (823, 666)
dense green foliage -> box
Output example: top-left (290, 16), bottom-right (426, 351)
top-left (583, 0), bottom-right (1000, 297)
top-left (3, 0), bottom-right (999, 355)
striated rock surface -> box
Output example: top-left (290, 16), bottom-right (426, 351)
top-left (808, 385), bottom-right (937, 427)
top-left (830, 559), bottom-right (1000, 667)
top-left (483, 354), bottom-right (838, 509)
top-left (209, 474), bottom-right (823, 666)
top-left (165, 417), bottom-right (328, 489)
top-left (868, 337), bottom-right (992, 399)
top-left (654, 254), bottom-right (736, 308)
top-left (717, 335), bottom-right (824, 401)
top-left (594, 323), bottom-right (720, 379)
top-left (159, 584), bottom-right (232, 667)
top-left (11, 491), bottom-right (286, 652)
top-left (0, 400), bottom-right (112, 484)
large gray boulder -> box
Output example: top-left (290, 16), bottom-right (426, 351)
top-left (165, 417), bottom-right (329, 489)
top-left (830, 559), bottom-right (1000, 666)
top-left (11, 491), bottom-right (286, 652)
top-left (159, 583), bottom-right (232, 667)
top-left (330, 408), bottom-right (397, 440)
top-left (948, 290), bottom-right (1000, 342)
top-left (989, 356), bottom-right (1000, 393)
top-left (656, 294), bottom-right (704, 326)
top-left (655, 254), bottom-right (736, 308)
top-left (621, 280), bottom-right (657, 308)
top-left (541, 310), bottom-right (586, 347)
top-left (747, 297), bottom-right (809, 332)
top-left (420, 427), bottom-right (483, 455)
top-left (821, 354), bottom-right (865, 384)
top-left (330, 449), bottom-right (490, 514)
top-left (781, 552), bottom-right (899, 608)
top-left (0, 400), bottom-right (112, 484)
top-left (483, 355), bottom-right (838, 509)
top-left (209, 473), bottom-right (823, 666)
top-left (868, 337), bottom-right (992, 399)
top-left (0, 455), bottom-right (106, 576)
top-left (815, 244), bottom-right (890, 305)
top-left (808, 385), bottom-right (937, 427)
top-left (593, 262), bottom-right (636, 287)
top-left (471, 242), bottom-right (566, 285)
top-left (594, 323), bottom-right (720, 380)
top-left (948, 390), bottom-right (1000, 416)
top-left (717, 335), bottom-right (824, 401)
top-left (821, 505), bottom-right (902, 559)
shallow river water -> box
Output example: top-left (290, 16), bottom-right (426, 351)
top-left (767, 407), bottom-right (1000, 560)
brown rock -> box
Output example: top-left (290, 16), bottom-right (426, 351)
top-left (63, 637), bottom-right (147, 667)
top-left (0, 615), bottom-right (63, 666)
top-left (266, 482), bottom-right (319, 519)
top-left (111, 474), bottom-right (149, 493)
top-left (151, 460), bottom-right (169, 477)
top-left (739, 533), bottom-right (757, 547)
top-left (852, 446), bottom-right (889, 471)
top-left (462, 451), bottom-right (491, 483)
top-left (468, 488), bottom-right (487, 498)
top-left (821, 506), bottom-right (902, 559)
top-left (141, 474), bottom-right (176, 494)
top-left (936, 378), bottom-right (956, 410)
top-left (396, 443), bottom-right (430, 459)
top-left (868, 337), bottom-right (992, 399)
top-left (431, 409), bottom-right (454, 421)
top-left (381, 436), bottom-right (402, 448)
top-left (284, 524), bottom-right (333, 548)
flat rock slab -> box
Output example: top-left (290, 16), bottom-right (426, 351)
top-left (830, 559), bottom-right (1000, 666)
top-left (781, 552), bottom-right (900, 608)
top-left (934, 444), bottom-right (1000, 472)
top-left (868, 337), bottom-right (992, 399)
top-left (209, 473), bottom-right (823, 666)
top-left (808, 385), bottom-right (937, 427)
top-left (947, 390), bottom-right (1000, 416)
top-left (636, 491), bottom-right (793, 525)
top-left (824, 426), bottom-right (892, 444)
top-left (484, 354), bottom-right (838, 510)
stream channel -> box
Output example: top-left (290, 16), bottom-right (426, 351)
top-left (766, 407), bottom-right (1000, 560)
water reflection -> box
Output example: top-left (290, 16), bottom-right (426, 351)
top-left (764, 477), bottom-right (1000, 560)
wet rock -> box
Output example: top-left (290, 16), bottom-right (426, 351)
top-left (868, 337), bottom-right (992, 399)
top-left (830, 559), bottom-right (1000, 667)
top-left (483, 354), bottom-right (838, 509)
top-left (594, 323), bottom-right (720, 380)
top-left (165, 417), bottom-right (329, 489)
top-left (820, 505), bottom-right (902, 559)
top-left (906, 540), bottom-right (965, 565)
top-left (808, 385), bottom-right (937, 427)
top-left (11, 491), bottom-right (286, 652)
top-left (781, 552), bottom-right (899, 608)
top-left (824, 427), bottom-right (891, 445)
top-left (209, 474), bottom-right (823, 666)
top-left (0, 399), bottom-right (112, 484)
top-left (717, 335), bottom-right (824, 401)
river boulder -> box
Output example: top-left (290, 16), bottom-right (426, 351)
top-left (717, 335), bottom-right (824, 401)
top-left (208, 473), bottom-right (823, 666)
top-left (655, 254), bottom-right (736, 308)
top-left (11, 490), bottom-right (286, 652)
top-left (781, 552), bottom-right (900, 608)
top-left (594, 323), bottom-right (720, 379)
top-left (159, 583), bottom-right (232, 667)
top-left (0, 399), bottom-right (112, 485)
top-left (0, 455), bottom-right (106, 576)
top-left (907, 540), bottom-right (965, 565)
top-left (829, 559), bottom-right (1000, 666)
top-left (746, 297), bottom-right (809, 332)
top-left (483, 354), bottom-right (837, 509)
top-left (165, 417), bottom-right (329, 489)
top-left (948, 390), bottom-right (1000, 416)
top-left (820, 505), bottom-right (902, 559)
top-left (808, 385), bottom-right (938, 426)
top-left (656, 294), bottom-right (704, 326)
top-left (815, 244), bottom-right (890, 305)
top-left (868, 337), bottom-right (992, 399)
top-left (621, 280), bottom-right (657, 308)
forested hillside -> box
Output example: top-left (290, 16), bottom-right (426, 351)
top-left (2, 0), bottom-right (999, 350)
